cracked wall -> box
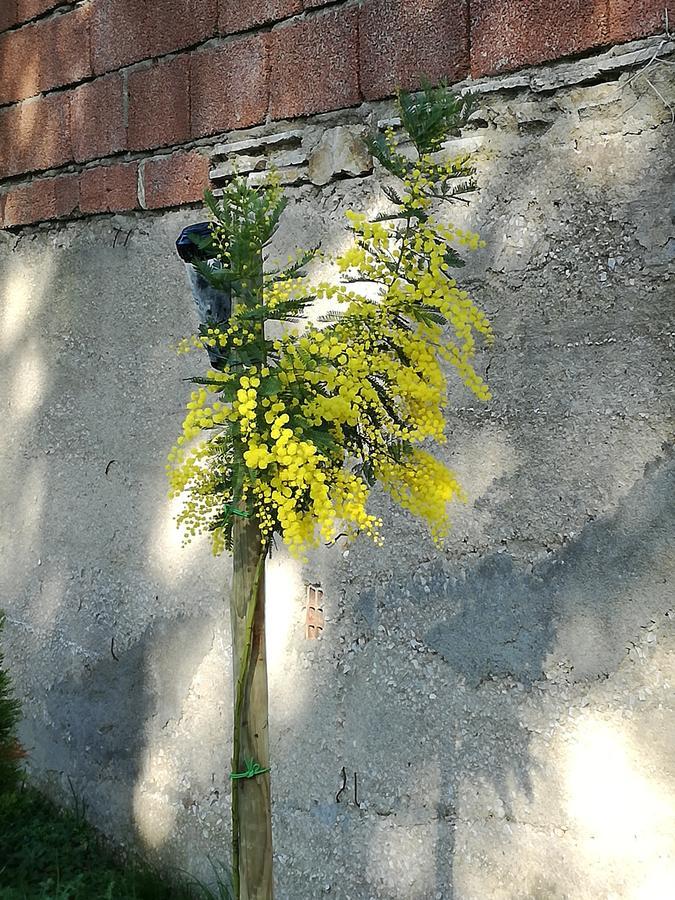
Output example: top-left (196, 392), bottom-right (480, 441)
top-left (0, 43), bottom-right (674, 900)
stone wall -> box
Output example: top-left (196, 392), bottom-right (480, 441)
top-left (0, 1), bottom-right (671, 226)
top-left (0, 24), bottom-right (674, 900)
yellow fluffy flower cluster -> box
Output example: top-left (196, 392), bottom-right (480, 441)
top-left (168, 138), bottom-right (493, 558)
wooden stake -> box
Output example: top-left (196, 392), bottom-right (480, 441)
top-left (228, 233), bottom-right (273, 899)
top-left (230, 516), bottom-right (273, 899)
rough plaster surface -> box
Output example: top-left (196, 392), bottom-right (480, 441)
top-left (1, 50), bottom-right (674, 899)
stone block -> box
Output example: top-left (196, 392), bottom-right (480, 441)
top-left (92, 0), bottom-right (217, 74)
top-left (142, 150), bottom-right (210, 209)
top-left (16, 0), bottom-right (61, 21)
top-left (269, 147), bottom-right (308, 168)
top-left (0, 5), bottom-right (92, 104)
top-left (1, 173), bottom-right (79, 226)
top-left (209, 155), bottom-right (268, 180)
top-left (211, 130), bottom-right (303, 158)
top-left (0, 93), bottom-right (71, 178)
top-left (610, 0), bottom-right (669, 42)
top-left (219, 0), bottom-right (301, 33)
top-left (0, 1), bottom-right (18, 32)
top-left (128, 55), bottom-right (191, 152)
top-left (247, 165), bottom-right (308, 186)
top-left (360, 0), bottom-right (470, 100)
top-left (79, 162), bottom-right (139, 214)
top-left (70, 73), bottom-right (126, 163)
top-left (191, 34), bottom-right (269, 138)
top-left (270, 6), bottom-right (360, 119)
top-left (471, 0), bottom-right (610, 77)
top-left (308, 126), bottom-right (372, 185)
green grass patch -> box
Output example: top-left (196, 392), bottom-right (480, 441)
top-left (0, 785), bottom-right (231, 899)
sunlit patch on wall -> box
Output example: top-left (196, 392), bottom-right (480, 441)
top-left (1, 259), bottom-right (54, 351)
top-left (133, 776), bottom-right (177, 850)
top-left (11, 348), bottom-right (45, 417)
top-left (565, 712), bottom-right (675, 895)
top-left (265, 554), bottom-right (304, 673)
top-left (148, 494), bottom-right (200, 581)
top-left (1, 276), bottom-right (32, 349)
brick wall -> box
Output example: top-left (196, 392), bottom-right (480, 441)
top-left (0, 0), bottom-right (669, 227)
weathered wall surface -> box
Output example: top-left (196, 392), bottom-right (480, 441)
top-left (1, 39), bottom-right (674, 900)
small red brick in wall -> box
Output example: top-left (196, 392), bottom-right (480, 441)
top-left (0, 5), bottom-right (92, 105)
top-left (610, 0), bottom-right (669, 42)
top-left (219, 0), bottom-right (301, 33)
top-left (0, 2), bottom-right (18, 32)
top-left (70, 73), bottom-right (126, 164)
top-left (128, 56), bottom-right (191, 152)
top-left (270, 6), bottom-right (360, 119)
top-left (191, 34), bottom-right (269, 138)
top-left (1, 174), bottom-right (79, 228)
top-left (142, 151), bottom-right (209, 210)
top-left (360, 0), bottom-right (470, 101)
top-left (16, 1), bottom-right (63, 22)
top-left (80, 162), bottom-right (139, 214)
top-left (92, 0), bottom-right (217, 75)
top-left (471, 0), bottom-right (610, 77)
top-left (0, 93), bottom-right (71, 179)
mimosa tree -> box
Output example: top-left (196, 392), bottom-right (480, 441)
top-left (168, 85), bottom-right (493, 900)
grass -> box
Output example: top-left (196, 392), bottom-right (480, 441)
top-left (0, 785), bottom-right (233, 900)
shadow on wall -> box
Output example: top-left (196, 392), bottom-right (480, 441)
top-left (301, 72), bottom-right (674, 898)
top-left (0, 215), bottom-right (311, 881)
top-left (0, 219), bottom-right (232, 864)
top-left (424, 449), bottom-right (674, 686)
top-left (327, 449), bottom-right (674, 899)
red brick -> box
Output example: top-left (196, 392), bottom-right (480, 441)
top-left (219, 0), bottom-right (301, 33)
top-left (270, 6), bottom-right (360, 119)
top-left (191, 34), bottom-right (269, 138)
top-left (0, 2), bottom-right (18, 32)
top-left (70, 73), bottom-right (126, 163)
top-left (610, 0), bottom-right (669, 42)
top-left (0, 5), bottom-right (91, 105)
top-left (92, 0), bottom-right (217, 75)
top-left (142, 150), bottom-right (210, 209)
top-left (360, 0), bottom-right (469, 101)
top-left (79, 162), bottom-right (139, 213)
top-left (0, 93), bottom-right (71, 178)
top-left (128, 55), bottom-right (191, 151)
top-left (471, 0), bottom-right (609, 78)
top-left (16, 1), bottom-right (63, 21)
top-left (2, 173), bottom-right (79, 227)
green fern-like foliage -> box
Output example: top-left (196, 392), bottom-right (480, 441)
top-left (398, 81), bottom-right (474, 154)
top-left (368, 83), bottom-right (477, 220)
top-left (0, 613), bottom-right (22, 793)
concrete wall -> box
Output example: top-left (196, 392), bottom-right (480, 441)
top-left (1, 40), bottom-right (674, 899)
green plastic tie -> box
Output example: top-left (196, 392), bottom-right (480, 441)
top-left (230, 757), bottom-right (270, 780)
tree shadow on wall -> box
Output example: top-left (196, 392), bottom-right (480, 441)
top-left (343, 446), bottom-right (673, 897)
top-left (0, 218), bottom-right (229, 881)
top-left (309, 79), bottom-right (675, 895)
top-left (425, 447), bottom-right (674, 687)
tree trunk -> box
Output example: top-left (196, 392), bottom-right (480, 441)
top-left (230, 515), bottom-right (273, 899)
